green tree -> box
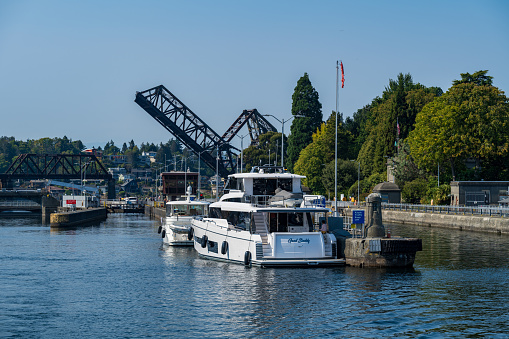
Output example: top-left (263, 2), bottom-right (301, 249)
top-left (321, 159), bottom-right (357, 198)
top-left (402, 178), bottom-right (428, 204)
top-left (408, 70), bottom-right (509, 180)
top-left (243, 132), bottom-right (284, 172)
top-left (357, 73), bottom-right (441, 178)
top-left (293, 113), bottom-right (352, 194)
top-left (390, 140), bottom-right (425, 186)
top-left (452, 70), bottom-right (493, 86)
top-left (286, 73), bottom-right (323, 172)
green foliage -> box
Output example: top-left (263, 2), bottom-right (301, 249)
top-left (408, 70), bottom-right (509, 180)
top-left (242, 132), bottom-right (284, 172)
top-left (402, 178), bottom-right (428, 204)
top-left (357, 73), bottom-right (441, 178)
top-left (293, 113), bottom-right (352, 194)
top-left (103, 140), bottom-right (120, 155)
top-left (0, 136), bottom-right (85, 172)
top-left (425, 184), bottom-right (451, 205)
top-left (452, 70), bottom-right (493, 86)
top-left (286, 73), bottom-right (323, 172)
top-left (321, 159), bottom-right (357, 197)
top-left (344, 105), bottom-right (372, 158)
top-left (390, 141), bottom-right (425, 186)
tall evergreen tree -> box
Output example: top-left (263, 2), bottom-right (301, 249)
top-left (286, 73), bottom-right (323, 172)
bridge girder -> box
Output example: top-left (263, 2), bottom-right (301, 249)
top-left (135, 85), bottom-right (239, 178)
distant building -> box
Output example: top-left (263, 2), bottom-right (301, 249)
top-left (451, 181), bottom-right (509, 206)
top-left (118, 173), bottom-right (134, 182)
top-left (140, 151), bottom-right (157, 165)
top-left (108, 168), bottom-right (127, 180)
top-left (132, 168), bottom-right (153, 181)
top-left (121, 179), bottom-right (139, 194)
top-left (105, 155), bottom-right (127, 165)
top-left (161, 171), bottom-right (198, 201)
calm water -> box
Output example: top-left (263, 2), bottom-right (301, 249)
top-left (1, 214), bottom-right (508, 338)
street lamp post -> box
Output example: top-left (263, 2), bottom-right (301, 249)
top-left (216, 145), bottom-right (219, 201)
top-left (196, 150), bottom-right (206, 199)
top-left (264, 114), bottom-right (304, 169)
top-left (237, 134), bottom-right (248, 173)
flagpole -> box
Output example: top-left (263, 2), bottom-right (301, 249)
top-left (334, 61), bottom-right (339, 216)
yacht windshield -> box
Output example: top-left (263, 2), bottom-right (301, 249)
top-left (253, 178), bottom-right (292, 195)
top-left (167, 204), bottom-right (207, 216)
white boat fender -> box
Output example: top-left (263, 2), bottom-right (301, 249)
top-left (157, 226), bottom-right (162, 234)
top-left (244, 251), bottom-right (252, 267)
top-left (187, 227), bottom-right (194, 241)
top-left (161, 229), bottom-right (166, 238)
top-left (201, 235), bottom-right (208, 248)
top-left (221, 241), bottom-right (228, 255)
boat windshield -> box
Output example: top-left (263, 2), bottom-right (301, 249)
top-left (167, 204), bottom-right (207, 216)
top-left (253, 178), bottom-right (292, 195)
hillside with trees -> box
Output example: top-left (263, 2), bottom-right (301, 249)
top-left (2, 70), bottom-right (507, 204)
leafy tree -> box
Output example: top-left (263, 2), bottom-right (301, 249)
top-left (408, 70), bottom-right (509, 180)
top-left (357, 73), bottom-right (441, 177)
top-left (103, 140), bottom-right (120, 155)
top-left (344, 104), bottom-right (372, 158)
top-left (243, 132), bottom-right (284, 172)
top-left (286, 73), bottom-right (323, 172)
top-left (293, 113), bottom-right (352, 194)
top-left (402, 178), bottom-right (428, 204)
top-left (321, 159), bottom-right (357, 198)
top-left (452, 70), bottom-right (493, 86)
top-left (389, 140), bottom-right (425, 186)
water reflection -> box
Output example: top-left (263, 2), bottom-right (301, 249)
top-left (2, 215), bottom-right (509, 337)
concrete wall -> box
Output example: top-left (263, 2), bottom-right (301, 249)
top-left (145, 205), bottom-right (166, 220)
top-left (383, 210), bottom-right (509, 235)
top-left (50, 208), bottom-right (107, 228)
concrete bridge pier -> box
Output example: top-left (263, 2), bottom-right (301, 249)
top-left (42, 195), bottom-right (60, 224)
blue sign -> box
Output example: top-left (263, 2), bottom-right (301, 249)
top-left (352, 210), bottom-right (365, 224)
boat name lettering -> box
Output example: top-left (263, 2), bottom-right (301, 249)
top-left (287, 238), bottom-right (310, 244)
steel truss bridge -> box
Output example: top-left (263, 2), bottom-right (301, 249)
top-left (0, 154), bottom-right (115, 199)
top-left (135, 85), bottom-right (277, 178)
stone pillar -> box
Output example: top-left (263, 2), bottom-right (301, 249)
top-left (107, 179), bottom-right (116, 200)
top-left (41, 195), bottom-right (60, 224)
top-left (365, 193), bottom-right (385, 238)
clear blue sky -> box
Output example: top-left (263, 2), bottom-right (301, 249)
top-left (1, 0), bottom-right (508, 150)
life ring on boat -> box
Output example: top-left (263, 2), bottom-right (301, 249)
top-left (161, 229), bottom-right (166, 238)
top-left (244, 251), bottom-right (252, 267)
top-left (157, 226), bottom-right (162, 234)
top-left (187, 227), bottom-right (194, 241)
top-left (201, 235), bottom-right (208, 248)
top-left (221, 241), bottom-right (228, 254)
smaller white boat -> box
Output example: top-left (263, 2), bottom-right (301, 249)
top-left (158, 187), bottom-right (209, 246)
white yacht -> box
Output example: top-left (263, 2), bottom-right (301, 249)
top-left (158, 188), bottom-right (209, 246)
top-left (191, 165), bottom-right (345, 267)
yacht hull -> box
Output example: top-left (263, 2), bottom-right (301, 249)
top-left (192, 218), bottom-right (345, 267)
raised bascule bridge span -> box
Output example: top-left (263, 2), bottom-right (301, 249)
top-left (135, 85), bottom-right (277, 178)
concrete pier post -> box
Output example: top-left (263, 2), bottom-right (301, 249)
top-left (344, 193), bottom-right (422, 267)
top-left (365, 193), bottom-right (385, 238)
top-left (41, 195), bottom-right (60, 224)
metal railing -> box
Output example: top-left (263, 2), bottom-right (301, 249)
top-left (0, 200), bottom-right (41, 207)
top-left (382, 203), bottom-right (509, 218)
